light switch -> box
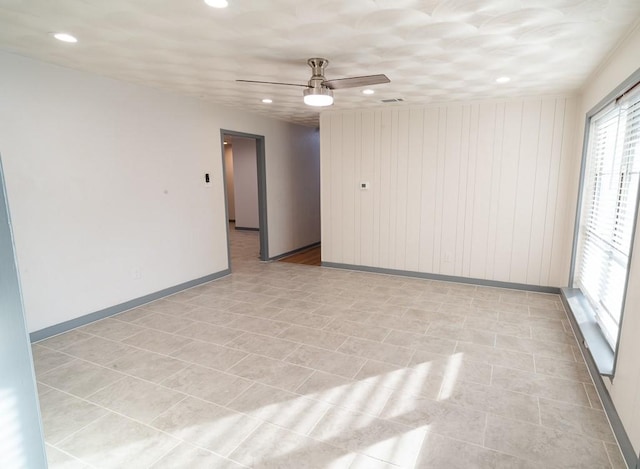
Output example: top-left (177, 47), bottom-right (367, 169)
top-left (204, 173), bottom-right (212, 187)
top-left (360, 182), bottom-right (370, 190)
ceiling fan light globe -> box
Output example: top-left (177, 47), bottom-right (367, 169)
top-left (303, 87), bottom-right (333, 107)
top-left (303, 94), bottom-right (333, 107)
top-left (53, 32), bottom-right (78, 43)
top-left (204, 0), bottom-right (228, 8)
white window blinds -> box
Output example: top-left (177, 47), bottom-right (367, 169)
top-left (574, 84), bottom-right (640, 349)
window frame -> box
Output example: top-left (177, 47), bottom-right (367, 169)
top-left (569, 67), bottom-right (640, 377)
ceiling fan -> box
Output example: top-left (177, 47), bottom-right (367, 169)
top-left (237, 58), bottom-right (390, 107)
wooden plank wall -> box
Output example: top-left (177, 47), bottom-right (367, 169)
top-left (320, 97), bottom-right (578, 287)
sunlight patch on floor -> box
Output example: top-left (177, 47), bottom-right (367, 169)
top-left (438, 352), bottom-right (463, 401)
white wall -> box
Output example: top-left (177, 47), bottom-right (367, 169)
top-left (224, 146), bottom-right (235, 220)
top-left (320, 97), bottom-right (577, 287)
top-left (0, 51), bottom-right (320, 333)
top-left (269, 124), bottom-right (321, 255)
top-left (231, 137), bottom-right (259, 229)
top-left (577, 22), bottom-right (640, 454)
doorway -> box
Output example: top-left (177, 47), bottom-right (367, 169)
top-left (220, 130), bottom-right (268, 268)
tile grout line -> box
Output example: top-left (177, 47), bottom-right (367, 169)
top-left (481, 412), bottom-right (489, 448)
top-left (47, 443), bottom-right (100, 469)
top-left (75, 391), bottom-right (252, 468)
top-left (536, 396), bottom-right (543, 425)
top-left (143, 438), bottom-right (183, 469)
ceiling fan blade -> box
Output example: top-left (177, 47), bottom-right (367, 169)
top-left (236, 79), bottom-right (309, 88)
top-left (323, 74), bottom-right (390, 90)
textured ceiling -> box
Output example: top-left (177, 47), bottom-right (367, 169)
top-left (1, 0), bottom-right (640, 127)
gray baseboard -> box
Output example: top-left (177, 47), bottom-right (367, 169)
top-left (30, 269), bottom-right (231, 342)
top-left (321, 262), bottom-right (560, 294)
top-left (235, 226), bottom-right (259, 231)
top-left (560, 290), bottom-right (638, 469)
top-left (269, 242), bottom-right (321, 262)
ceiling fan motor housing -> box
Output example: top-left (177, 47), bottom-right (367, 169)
top-left (307, 58), bottom-right (330, 89)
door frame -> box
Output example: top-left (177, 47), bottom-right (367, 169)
top-left (220, 129), bottom-right (269, 265)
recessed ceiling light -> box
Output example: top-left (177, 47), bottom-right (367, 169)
top-left (52, 33), bottom-right (77, 43)
top-left (204, 0), bottom-right (228, 8)
top-left (223, 141), bottom-right (228, 145)
top-left (262, 98), bottom-right (273, 104)
top-left (496, 76), bottom-right (511, 84)
top-left (362, 89), bottom-right (375, 95)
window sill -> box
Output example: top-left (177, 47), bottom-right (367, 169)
top-left (561, 288), bottom-right (615, 376)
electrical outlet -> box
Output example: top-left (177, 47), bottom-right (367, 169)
top-left (443, 251), bottom-right (453, 263)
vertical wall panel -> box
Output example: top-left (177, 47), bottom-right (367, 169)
top-left (456, 105), bottom-right (472, 276)
top-left (405, 108), bottom-right (425, 272)
top-left (434, 108), bottom-right (448, 273)
top-left (388, 110), bottom-right (400, 267)
top-left (493, 101), bottom-right (523, 281)
top-left (320, 96), bottom-right (577, 287)
top-left (329, 114), bottom-right (343, 262)
top-left (469, 103), bottom-right (497, 279)
top-left (341, 113), bottom-right (356, 265)
top-left (353, 112), bottom-right (362, 266)
top-left (418, 107), bottom-right (440, 273)
top-left (463, 104), bottom-right (480, 277)
top-left (540, 99), bottom-right (566, 284)
top-left (372, 111), bottom-right (382, 267)
top-left (378, 111), bottom-right (392, 267)
top-left (485, 102), bottom-right (506, 279)
top-left (440, 106), bottom-right (463, 276)
top-left (527, 99), bottom-right (558, 284)
top-left (550, 97), bottom-right (578, 286)
top-left (360, 111), bottom-right (375, 266)
top-left (510, 99), bottom-right (542, 283)
top-left (394, 109), bottom-right (411, 270)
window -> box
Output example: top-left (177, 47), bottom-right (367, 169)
top-left (573, 83), bottom-right (640, 350)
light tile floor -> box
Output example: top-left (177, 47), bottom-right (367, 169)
top-left (35, 228), bottom-right (627, 468)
